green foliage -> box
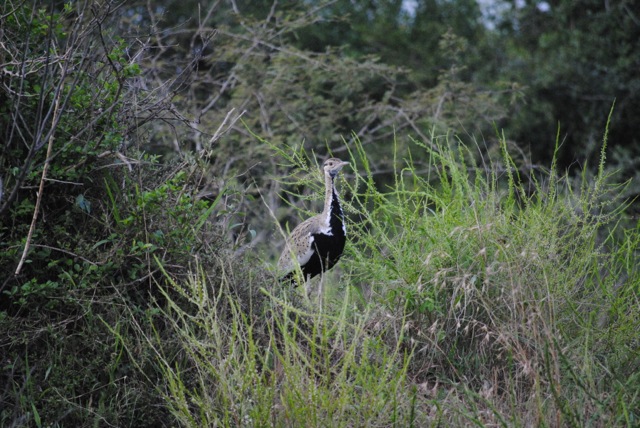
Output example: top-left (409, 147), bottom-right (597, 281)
top-left (2, 1), bottom-right (638, 427)
top-left (493, 0), bottom-right (640, 172)
top-left (335, 134), bottom-right (639, 425)
top-left (121, 265), bottom-right (420, 427)
top-left (0, 3), bottom-right (250, 426)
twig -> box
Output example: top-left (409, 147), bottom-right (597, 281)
top-left (15, 85), bottom-right (63, 276)
top-left (30, 244), bottom-right (99, 266)
top-left (205, 108), bottom-right (245, 149)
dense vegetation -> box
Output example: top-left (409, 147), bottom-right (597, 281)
top-left (1, 1), bottom-right (638, 427)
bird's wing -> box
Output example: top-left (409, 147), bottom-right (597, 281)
top-left (277, 215), bottom-right (322, 274)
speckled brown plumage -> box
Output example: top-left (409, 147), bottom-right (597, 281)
top-left (278, 158), bottom-right (349, 284)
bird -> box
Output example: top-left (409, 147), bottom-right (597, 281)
top-left (277, 158), bottom-right (349, 288)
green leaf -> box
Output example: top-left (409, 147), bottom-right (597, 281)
top-left (75, 194), bottom-right (92, 214)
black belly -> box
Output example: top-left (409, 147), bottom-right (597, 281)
top-left (281, 194), bottom-right (347, 285)
top-left (280, 231), bottom-right (345, 284)
top-left (301, 232), bottom-right (346, 280)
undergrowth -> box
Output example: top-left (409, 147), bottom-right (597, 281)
top-left (121, 131), bottom-right (639, 427)
top-left (0, 3), bottom-right (255, 426)
top-left (336, 133), bottom-right (640, 426)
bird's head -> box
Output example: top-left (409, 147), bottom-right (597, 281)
top-left (322, 158), bottom-right (349, 178)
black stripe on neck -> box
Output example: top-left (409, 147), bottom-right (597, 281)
top-left (328, 186), bottom-right (344, 236)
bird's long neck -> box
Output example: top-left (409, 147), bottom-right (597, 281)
top-left (321, 172), bottom-right (336, 217)
top-left (321, 172), bottom-right (345, 234)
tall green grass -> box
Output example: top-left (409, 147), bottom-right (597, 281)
top-left (340, 132), bottom-right (639, 426)
top-left (126, 131), bottom-right (638, 427)
top-left (119, 265), bottom-right (420, 427)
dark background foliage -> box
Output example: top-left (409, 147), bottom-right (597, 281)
top-left (138, 0), bottom-right (640, 195)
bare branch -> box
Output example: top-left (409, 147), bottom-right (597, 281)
top-left (15, 78), bottom-right (63, 275)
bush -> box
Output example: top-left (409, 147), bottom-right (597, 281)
top-left (0, 3), bottom-right (258, 426)
top-left (338, 133), bottom-right (640, 426)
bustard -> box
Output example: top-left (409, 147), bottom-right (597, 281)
top-left (278, 158), bottom-right (349, 287)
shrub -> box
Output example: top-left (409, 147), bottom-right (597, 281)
top-left (0, 3), bottom-right (256, 426)
top-left (337, 133), bottom-right (640, 425)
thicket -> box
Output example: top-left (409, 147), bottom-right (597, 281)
top-left (1, 1), bottom-right (639, 427)
top-left (0, 2), bottom-right (258, 426)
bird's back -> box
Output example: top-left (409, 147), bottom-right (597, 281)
top-left (277, 215), bottom-right (321, 275)
top-left (278, 211), bottom-right (345, 283)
